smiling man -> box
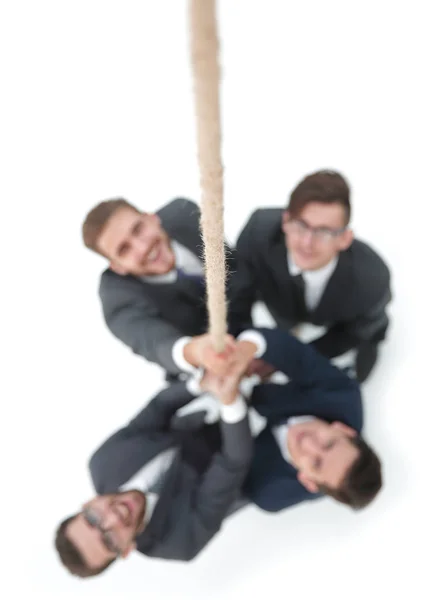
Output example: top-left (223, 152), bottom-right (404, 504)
top-left (230, 170), bottom-right (392, 382)
top-left (176, 326), bottom-right (382, 513)
top-left (82, 197), bottom-right (243, 379)
top-left (55, 348), bottom-right (255, 576)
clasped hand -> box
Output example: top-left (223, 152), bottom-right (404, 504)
top-left (183, 333), bottom-right (275, 404)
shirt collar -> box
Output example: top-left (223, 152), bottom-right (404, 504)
top-left (288, 252), bottom-right (338, 279)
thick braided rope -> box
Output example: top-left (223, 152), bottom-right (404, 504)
top-left (189, 0), bottom-right (227, 352)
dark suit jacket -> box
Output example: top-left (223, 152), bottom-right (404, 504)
top-left (242, 327), bottom-right (364, 512)
top-left (99, 198), bottom-right (240, 375)
top-left (89, 382), bottom-right (252, 561)
top-left (230, 208), bottom-right (392, 358)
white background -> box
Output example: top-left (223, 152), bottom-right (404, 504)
top-left (1, 1), bottom-right (432, 599)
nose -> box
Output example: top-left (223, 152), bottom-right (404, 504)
top-left (101, 507), bottom-right (123, 530)
top-left (131, 237), bottom-right (150, 262)
top-left (299, 434), bottom-right (320, 455)
top-left (299, 229), bottom-right (315, 249)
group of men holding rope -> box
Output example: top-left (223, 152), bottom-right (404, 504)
top-left (55, 170), bottom-right (391, 578)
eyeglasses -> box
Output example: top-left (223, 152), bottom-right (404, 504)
top-left (288, 218), bottom-right (347, 243)
top-left (83, 507), bottom-right (121, 555)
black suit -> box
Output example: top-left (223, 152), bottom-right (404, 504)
top-left (99, 198), bottom-right (240, 376)
top-left (230, 208), bottom-right (392, 380)
top-left (89, 383), bottom-right (252, 562)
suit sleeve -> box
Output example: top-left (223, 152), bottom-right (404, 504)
top-left (184, 401), bottom-right (253, 560)
top-left (88, 383), bottom-right (198, 491)
top-left (99, 272), bottom-right (186, 374)
top-left (240, 327), bottom-right (353, 388)
top-left (126, 383), bottom-right (198, 433)
top-left (227, 215), bottom-right (260, 333)
top-left (311, 252), bottom-right (392, 358)
top-left (245, 473), bottom-right (319, 513)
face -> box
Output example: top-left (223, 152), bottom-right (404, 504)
top-left (66, 491), bottom-right (146, 571)
top-left (287, 419), bottom-right (359, 493)
top-left (97, 207), bottom-right (175, 276)
top-left (282, 202), bottom-right (353, 271)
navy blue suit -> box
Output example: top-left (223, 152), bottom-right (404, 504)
top-left (243, 327), bottom-right (363, 512)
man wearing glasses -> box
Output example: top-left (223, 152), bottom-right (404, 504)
top-left (231, 170), bottom-right (392, 382)
top-left (54, 340), bottom-right (256, 578)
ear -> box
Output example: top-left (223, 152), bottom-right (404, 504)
top-left (281, 210), bottom-right (290, 231)
top-left (109, 260), bottom-right (129, 275)
top-left (147, 212), bottom-right (161, 227)
top-left (297, 471), bottom-right (319, 493)
top-left (331, 421), bottom-right (357, 437)
top-left (120, 541), bottom-right (136, 559)
top-left (338, 227), bottom-right (354, 251)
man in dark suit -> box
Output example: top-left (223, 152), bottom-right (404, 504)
top-left (178, 326), bottom-right (382, 513)
top-left (54, 347), bottom-right (255, 577)
top-left (82, 196), bottom-right (239, 379)
top-left (231, 170), bottom-right (392, 382)
top-left (234, 327), bottom-right (382, 512)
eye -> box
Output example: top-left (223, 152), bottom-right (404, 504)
top-left (132, 221), bottom-right (143, 236)
top-left (324, 440), bottom-right (336, 451)
top-left (296, 220), bottom-right (309, 230)
top-left (84, 509), bottom-right (100, 527)
top-left (118, 242), bottom-right (129, 257)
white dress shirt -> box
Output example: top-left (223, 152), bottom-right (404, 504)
top-left (287, 252), bottom-right (338, 312)
top-left (140, 240), bottom-right (204, 285)
top-left (139, 240), bottom-right (204, 373)
top-left (119, 448), bottom-right (176, 526)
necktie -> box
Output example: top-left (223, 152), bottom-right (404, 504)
top-left (292, 273), bottom-right (307, 316)
top-left (176, 267), bottom-right (204, 285)
top-left (147, 448), bottom-right (177, 495)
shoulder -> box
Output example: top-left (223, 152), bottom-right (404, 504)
top-left (237, 207), bottom-right (283, 245)
top-left (157, 197), bottom-right (200, 223)
top-left (99, 268), bottom-right (145, 301)
top-left (349, 239), bottom-right (391, 287)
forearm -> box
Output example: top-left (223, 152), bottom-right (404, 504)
top-left (219, 397), bottom-right (252, 464)
top-left (310, 326), bottom-right (360, 358)
top-left (188, 405), bottom-right (252, 550)
top-left (312, 308), bottom-right (390, 359)
top-left (106, 309), bottom-right (187, 373)
top-left (127, 383), bottom-right (197, 432)
top-left (237, 327), bottom-right (347, 386)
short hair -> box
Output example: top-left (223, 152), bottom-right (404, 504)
top-left (288, 170), bottom-right (351, 224)
top-left (320, 437), bottom-right (382, 510)
top-left (82, 197), bottom-right (139, 255)
top-left (54, 515), bottom-right (116, 578)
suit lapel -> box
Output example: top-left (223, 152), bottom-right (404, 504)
top-left (153, 206), bottom-right (205, 298)
top-left (160, 209), bottom-right (203, 260)
top-left (137, 452), bottom-right (182, 552)
top-left (268, 234), bottom-right (308, 318)
top-left (312, 249), bottom-right (353, 322)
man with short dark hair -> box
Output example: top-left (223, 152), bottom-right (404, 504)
top-left (82, 196), bottom-right (242, 380)
top-left (180, 326), bottom-right (382, 513)
top-left (231, 170), bottom-right (392, 382)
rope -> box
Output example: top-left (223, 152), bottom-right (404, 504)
top-left (189, 0), bottom-right (227, 353)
